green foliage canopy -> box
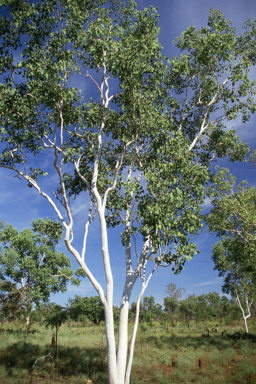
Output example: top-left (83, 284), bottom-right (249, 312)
top-left (0, 2), bottom-right (255, 273)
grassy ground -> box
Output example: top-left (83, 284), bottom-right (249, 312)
top-left (0, 319), bottom-right (256, 383)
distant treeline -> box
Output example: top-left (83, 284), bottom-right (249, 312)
top-left (1, 290), bottom-right (253, 330)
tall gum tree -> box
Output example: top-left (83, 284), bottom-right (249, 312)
top-left (0, 1), bottom-right (256, 383)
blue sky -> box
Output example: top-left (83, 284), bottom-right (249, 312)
top-left (0, 0), bottom-right (256, 308)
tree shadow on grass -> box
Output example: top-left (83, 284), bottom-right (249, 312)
top-left (224, 331), bottom-right (256, 342)
top-left (58, 345), bottom-right (106, 377)
top-left (0, 327), bottom-right (23, 334)
top-left (0, 327), bottom-right (38, 335)
top-left (0, 341), bottom-right (108, 380)
top-left (145, 331), bottom-right (256, 351)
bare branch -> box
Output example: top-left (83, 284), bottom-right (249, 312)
top-left (189, 78), bottom-right (229, 151)
top-left (51, 273), bottom-right (74, 280)
top-left (32, 353), bottom-right (53, 370)
top-left (86, 69), bottom-right (103, 99)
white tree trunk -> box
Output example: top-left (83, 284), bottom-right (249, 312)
top-left (104, 302), bottom-right (119, 384)
top-left (235, 289), bottom-right (253, 334)
top-left (125, 290), bottom-right (143, 384)
top-left (97, 200), bottom-right (120, 384)
top-left (244, 316), bottom-right (249, 334)
top-left (117, 273), bottom-right (138, 382)
top-left (25, 313), bottom-right (30, 337)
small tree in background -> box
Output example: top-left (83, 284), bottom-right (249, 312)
top-left (141, 296), bottom-right (156, 328)
top-left (45, 303), bottom-right (68, 355)
top-left (0, 279), bottom-right (27, 321)
top-left (84, 296), bottom-right (105, 325)
top-left (196, 294), bottom-right (211, 329)
top-left (68, 295), bottom-right (105, 325)
top-left (0, 218), bottom-right (80, 335)
top-left (163, 297), bottom-right (179, 327)
top-left (164, 284), bottom-right (185, 327)
top-left (166, 283), bottom-right (185, 301)
top-left (206, 292), bottom-right (222, 320)
top-left (206, 168), bottom-right (256, 333)
top-left (212, 241), bottom-right (255, 333)
top-left (180, 295), bottom-right (198, 329)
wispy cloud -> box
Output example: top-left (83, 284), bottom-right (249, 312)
top-left (68, 280), bottom-right (97, 295)
top-left (192, 278), bottom-right (223, 287)
top-left (70, 195), bottom-right (91, 218)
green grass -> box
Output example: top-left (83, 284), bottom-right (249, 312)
top-left (0, 320), bottom-right (256, 383)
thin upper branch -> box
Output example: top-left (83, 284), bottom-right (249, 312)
top-left (189, 78), bottom-right (228, 151)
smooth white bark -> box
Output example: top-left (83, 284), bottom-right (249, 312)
top-left (117, 273), bottom-right (138, 381)
top-left (235, 288), bottom-right (254, 334)
top-left (104, 302), bottom-right (119, 384)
